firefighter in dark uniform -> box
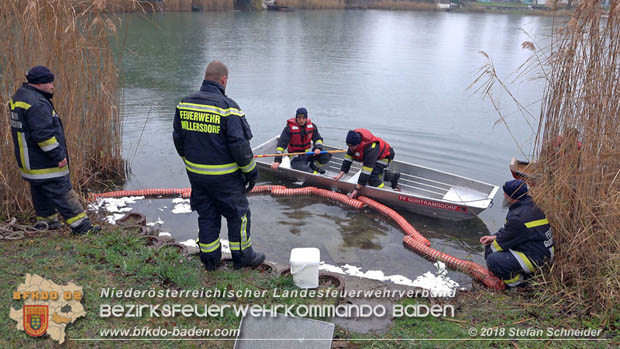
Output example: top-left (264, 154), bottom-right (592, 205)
top-left (334, 129), bottom-right (400, 199)
top-left (173, 61), bottom-right (265, 271)
top-left (271, 107), bottom-right (332, 174)
top-left (480, 179), bottom-right (554, 287)
top-left (9, 66), bottom-right (98, 234)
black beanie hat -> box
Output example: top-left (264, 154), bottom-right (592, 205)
top-left (26, 66), bottom-right (54, 84)
top-left (346, 130), bottom-right (362, 146)
top-left (296, 107), bottom-right (308, 118)
top-left (503, 179), bottom-right (528, 200)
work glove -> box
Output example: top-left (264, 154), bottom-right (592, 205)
top-left (243, 167), bottom-right (258, 193)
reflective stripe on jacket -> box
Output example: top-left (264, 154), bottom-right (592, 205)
top-left (173, 80), bottom-right (255, 176)
top-left (490, 196), bottom-right (554, 273)
top-left (9, 83), bottom-right (69, 181)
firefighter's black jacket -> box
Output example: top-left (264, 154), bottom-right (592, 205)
top-left (173, 80), bottom-right (255, 176)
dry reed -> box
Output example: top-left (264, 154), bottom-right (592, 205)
top-left (192, 0), bottom-right (234, 11)
top-left (104, 0), bottom-right (233, 12)
top-left (472, 0), bottom-right (619, 321)
top-left (0, 0), bottom-right (126, 217)
top-left (275, 0), bottom-right (346, 10)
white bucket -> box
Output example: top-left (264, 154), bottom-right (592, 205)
top-left (289, 248), bottom-right (320, 289)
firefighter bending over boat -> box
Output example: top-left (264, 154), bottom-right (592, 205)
top-left (334, 129), bottom-right (400, 199)
top-left (480, 179), bottom-right (554, 287)
top-left (173, 60), bottom-right (265, 271)
top-left (271, 107), bottom-right (332, 174)
top-left (9, 66), bottom-right (99, 234)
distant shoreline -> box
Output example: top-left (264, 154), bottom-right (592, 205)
top-left (261, 0), bottom-right (577, 17)
top-left (115, 0), bottom-right (578, 17)
top-left (450, 7), bottom-right (574, 17)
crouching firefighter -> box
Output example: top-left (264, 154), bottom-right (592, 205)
top-left (173, 61), bottom-right (265, 271)
top-left (480, 180), bottom-right (554, 287)
top-left (271, 107), bottom-right (332, 174)
top-left (9, 66), bottom-right (99, 234)
top-left (334, 129), bottom-right (401, 199)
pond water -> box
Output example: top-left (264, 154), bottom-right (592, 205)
top-left (118, 10), bottom-right (553, 287)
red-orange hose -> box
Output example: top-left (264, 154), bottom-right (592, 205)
top-left (89, 188), bottom-right (190, 200)
top-left (249, 185), bottom-right (287, 193)
top-left (403, 236), bottom-right (505, 290)
top-left (91, 185), bottom-right (503, 290)
top-left (312, 187), bottom-right (365, 209)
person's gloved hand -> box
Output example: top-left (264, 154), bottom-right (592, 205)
top-left (243, 167), bottom-right (258, 193)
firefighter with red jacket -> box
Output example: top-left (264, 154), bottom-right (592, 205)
top-left (334, 129), bottom-right (400, 198)
top-left (271, 107), bottom-right (331, 174)
top-left (173, 61), bottom-right (264, 271)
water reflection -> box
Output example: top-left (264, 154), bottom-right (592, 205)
top-left (117, 10), bottom-right (556, 286)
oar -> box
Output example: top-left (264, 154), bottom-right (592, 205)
top-left (254, 149), bottom-right (347, 158)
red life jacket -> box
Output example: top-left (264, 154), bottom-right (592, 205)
top-left (352, 128), bottom-right (390, 161)
top-left (287, 118), bottom-right (314, 152)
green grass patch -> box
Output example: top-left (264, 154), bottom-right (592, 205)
top-left (0, 227), bottom-right (339, 347)
top-left (475, 1), bottom-right (529, 8)
top-left (348, 290), bottom-right (618, 348)
top-left (1, 226), bottom-right (617, 348)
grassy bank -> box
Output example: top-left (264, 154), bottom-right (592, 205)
top-left (1, 227), bottom-right (617, 347)
top-left (367, 1), bottom-right (436, 11)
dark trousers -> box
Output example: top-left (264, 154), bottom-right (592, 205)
top-left (28, 175), bottom-right (87, 229)
top-left (368, 148), bottom-right (396, 187)
top-left (290, 152), bottom-right (332, 173)
top-left (189, 171), bottom-right (253, 267)
top-left (485, 245), bottom-right (527, 287)
top-left (367, 158), bottom-right (391, 187)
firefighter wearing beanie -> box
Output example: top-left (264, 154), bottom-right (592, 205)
top-left (334, 129), bottom-right (400, 198)
top-left (479, 179), bottom-right (554, 287)
top-left (271, 107), bottom-right (332, 174)
top-left (9, 66), bottom-right (99, 234)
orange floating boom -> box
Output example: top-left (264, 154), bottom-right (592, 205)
top-left (90, 185), bottom-right (505, 290)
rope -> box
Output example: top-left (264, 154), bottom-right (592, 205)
top-left (0, 218), bottom-right (52, 241)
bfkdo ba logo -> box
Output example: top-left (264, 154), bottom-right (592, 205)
top-left (23, 305), bottom-right (49, 337)
top-left (10, 274), bottom-right (86, 344)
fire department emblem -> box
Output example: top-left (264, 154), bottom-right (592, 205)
top-left (23, 305), bottom-right (48, 337)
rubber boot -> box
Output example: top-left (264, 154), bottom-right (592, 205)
top-left (232, 246), bottom-right (265, 270)
top-left (200, 251), bottom-right (222, 272)
top-left (71, 219), bottom-right (101, 235)
top-left (309, 163), bottom-right (326, 175)
top-left (385, 170), bottom-right (401, 190)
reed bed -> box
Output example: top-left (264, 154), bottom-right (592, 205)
top-left (473, 0), bottom-right (619, 320)
top-left (275, 0), bottom-right (345, 9)
top-left (192, 0), bottom-right (234, 11)
top-left (104, 0), bottom-right (233, 12)
top-left (0, 0), bottom-right (126, 217)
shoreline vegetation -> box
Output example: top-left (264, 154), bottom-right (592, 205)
top-left (1, 229), bottom-right (618, 347)
top-left (470, 0), bottom-right (619, 324)
top-left (0, 0), bottom-right (126, 218)
top-left (93, 0), bottom-right (579, 15)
